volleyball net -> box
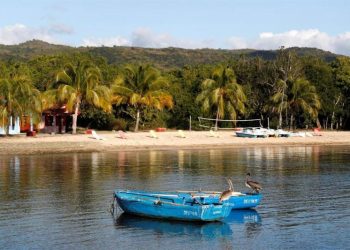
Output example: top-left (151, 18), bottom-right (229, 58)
top-left (198, 117), bottom-right (262, 130)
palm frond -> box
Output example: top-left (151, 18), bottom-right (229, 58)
top-left (111, 63), bottom-right (173, 117)
top-left (196, 64), bottom-right (246, 119)
top-left (56, 70), bottom-right (72, 85)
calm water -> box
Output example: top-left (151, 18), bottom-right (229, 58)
top-left (0, 146), bottom-right (350, 250)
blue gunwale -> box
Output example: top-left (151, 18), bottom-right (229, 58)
top-left (120, 189), bottom-right (263, 209)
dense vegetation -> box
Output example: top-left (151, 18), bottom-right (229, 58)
top-left (0, 40), bottom-right (349, 132)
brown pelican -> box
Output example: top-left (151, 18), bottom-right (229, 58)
top-left (219, 178), bottom-right (234, 201)
top-left (245, 173), bottom-right (262, 193)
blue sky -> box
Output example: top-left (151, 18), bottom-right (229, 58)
top-left (0, 0), bottom-right (349, 54)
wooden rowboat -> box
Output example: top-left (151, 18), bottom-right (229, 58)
top-left (114, 190), bottom-right (231, 222)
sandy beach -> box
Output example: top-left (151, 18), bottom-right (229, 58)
top-left (0, 130), bottom-right (349, 155)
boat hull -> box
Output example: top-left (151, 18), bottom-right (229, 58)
top-left (115, 191), bottom-right (231, 222)
top-left (235, 132), bottom-right (258, 138)
top-left (235, 131), bottom-right (268, 138)
top-left (226, 193), bottom-right (262, 209)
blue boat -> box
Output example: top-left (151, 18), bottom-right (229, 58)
top-left (235, 128), bottom-right (268, 138)
top-left (114, 190), bottom-right (231, 222)
top-left (124, 190), bottom-right (262, 210)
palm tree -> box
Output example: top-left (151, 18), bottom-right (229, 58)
top-left (111, 64), bottom-right (173, 132)
top-left (288, 78), bottom-right (321, 129)
top-left (196, 65), bottom-right (246, 130)
top-left (55, 61), bottom-right (111, 134)
top-left (273, 47), bottom-right (302, 128)
top-left (0, 73), bottom-right (41, 134)
top-left (270, 79), bottom-right (288, 128)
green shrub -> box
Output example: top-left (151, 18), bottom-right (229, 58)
top-left (111, 118), bottom-right (128, 131)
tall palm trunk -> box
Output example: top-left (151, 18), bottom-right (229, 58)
top-left (278, 85), bottom-right (286, 129)
top-left (277, 77), bottom-right (287, 129)
top-left (278, 101), bottom-right (283, 129)
top-left (72, 99), bottom-right (81, 134)
top-left (215, 106), bottom-right (220, 131)
top-left (134, 109), bottom-right (140, 132)
top-left (331, 94), bottom-right (341, 130)
top-left (316, 118), bottom-right (321, 129)
top-left (285, 107), bottom-right (288, 128)
top-left (4, 116), bottom-right (10, 135)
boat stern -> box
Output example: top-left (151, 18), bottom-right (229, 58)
top-left (228, 193), bottom-right (262, 209)
top-left (200, 203), bottom-right (231, 221)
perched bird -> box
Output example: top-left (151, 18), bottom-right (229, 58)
top-left (245, 173), bottom-right (262, 193)
top-left (219, 178), bottom-right (234, 202)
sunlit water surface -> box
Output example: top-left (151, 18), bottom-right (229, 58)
top-left (1, 146), bottom-right (349, 249)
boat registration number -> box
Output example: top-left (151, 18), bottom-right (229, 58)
top-left (244, 199), bottom-right (258, 204)
top-left (184, 210), bottom-right (198, 216)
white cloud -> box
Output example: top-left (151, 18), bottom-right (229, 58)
top-left (333, 32), bottom-right (350, 55)
top-left (0, 23), bottom-right (75, 45)
top-left (227, 37), bottom-right (248, 50)
top-left (228, 29), bottom-right (350, 55)
top-left (82, 36), bottom-right (130, 47)
top-left (49, 24), bottom-right (74, 35)
top-left (131, 28), bottom-right (172, 48)
top-left (130, 28), bottom-right (213, 48)
top-left (0, 24), bottom-right (55, 45)
top-left (82, 28), bottom-right (215, 49)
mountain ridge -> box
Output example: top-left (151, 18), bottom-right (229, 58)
top-left (0, 39), bottom-right (341, 69)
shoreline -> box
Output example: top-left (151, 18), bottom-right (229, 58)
top-left (0, 130), bottom-right (349, 155)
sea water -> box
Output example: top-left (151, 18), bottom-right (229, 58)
top-left (0, 146), bottom-right (349, 249)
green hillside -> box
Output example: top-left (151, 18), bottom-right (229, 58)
top-left (0, 40), bottom-right (339, 69)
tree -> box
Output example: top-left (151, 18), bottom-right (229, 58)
top-left (270, 79), bottom-right (288, 126)
top-left (233, 57), bottom-right (277, 124)
top-left (167, 65), bottom-right (210, 129)
top-left (196, 64), bottom-right (246, 130)
top-left (0, 69), bottom-right (41, 133)
top-left (55, 61), bottom-right (111, 134)
top-left (303, 57), bottom-right (336, 129)
top-left (111, 64), bottom-right (173, 132)
top-left (332, 56), bottom-right (350, 129)
top-left (288, 78), bottom-right (321, 129)
top-left (273, 47), bottom-right (302, 128)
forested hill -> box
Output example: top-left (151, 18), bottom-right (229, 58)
top-left (0, 40), bottom-right (340, 69)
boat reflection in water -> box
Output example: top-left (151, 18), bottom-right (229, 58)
top-left (115, 209), bottom-right (261, 239)
top-left (116, 213), bottom-right (232, 238)
top-left (224, 209), bottom-right (262, 224)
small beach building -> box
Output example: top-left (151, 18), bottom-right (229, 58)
top-left (0, 116), bottom-right (21, 135)
top-left (40, 105), bottom-right (71, 134)
top-left (17, 106), bottom-right (72, 134)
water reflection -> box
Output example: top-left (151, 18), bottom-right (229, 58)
top-left (116, 213), bottom-right (232, 239)
top-left (224, 209), bottom-right (262, 224)
top-left (115, 209), bottom-right (261, 239)
top-left (0, 145), bottom-right (336, 199)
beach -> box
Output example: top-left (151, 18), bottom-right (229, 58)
top-left (0, 130), bottom-right (349, 155)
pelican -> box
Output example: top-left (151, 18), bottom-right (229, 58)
top-left (245, 173), bottom-right (262, 193)
top-left (219, 178), bottom-right (234, 201)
